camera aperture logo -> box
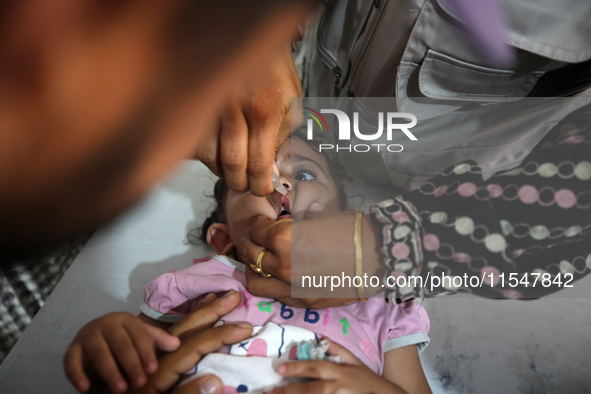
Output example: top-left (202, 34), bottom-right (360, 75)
top-left (303, 107), bottom-right (417, 153)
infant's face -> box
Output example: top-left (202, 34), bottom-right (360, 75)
top-left (224, 138), bottom-right (341, 243)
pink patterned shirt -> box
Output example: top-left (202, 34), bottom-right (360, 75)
top-left (141, 255), bottom-right (430, 375)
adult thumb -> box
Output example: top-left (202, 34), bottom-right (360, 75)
top-left (173, 374), bottom-right (223, 394)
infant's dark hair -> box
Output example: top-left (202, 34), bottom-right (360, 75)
top-left (192, 178), bottom-right (228, 244)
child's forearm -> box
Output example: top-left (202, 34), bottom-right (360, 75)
top-left (383, 345), bottom-right (432, 394)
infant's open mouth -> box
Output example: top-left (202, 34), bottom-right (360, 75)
top-left (277, 195), bottom-right (291, 220)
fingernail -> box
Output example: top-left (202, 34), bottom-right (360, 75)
top-left (133, 375), bottom-right (146, 388)
top-left (276, 364), bottom-right (286, 374)
top-left (334, 389), bottom-right (354, 394)
top-left (202, 293), bottom-right (217, 304)
top-left (199, 376), bottom-right (221, 394)
top-left (145, 361), bottom-right (157, 373)
top-left (237, 322), bottom-right (252, 329)
top-left (272, 172), bottom-right (280, 186)
top-left (222, 290), bottom-right (238, 298)
top-left (113, 381), bottom-right (126, 393)
top-left (76, 381), bottom-right (87, 392)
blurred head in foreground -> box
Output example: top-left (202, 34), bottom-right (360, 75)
top-left (0, 0), bottom-right (312, 264)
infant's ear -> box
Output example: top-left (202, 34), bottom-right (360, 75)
top-left (206, 223), bottom-right (234, 255)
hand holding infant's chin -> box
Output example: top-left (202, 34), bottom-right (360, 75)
top-left (239, 211), bottom-right (384, 308)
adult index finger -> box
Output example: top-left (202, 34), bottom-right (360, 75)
top-left (168, 290), bottom-right (242, 337)
top-left (143, 324), bottom-right (253, 393)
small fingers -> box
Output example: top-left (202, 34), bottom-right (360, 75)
top-left (63, 341), bottom-right (90, 393)
top-left (105, 327), bottom-right (146, 389)
top-left (126, 322), bottom-right (180, 379)
top-left (125, 321), bottom-right (157, 376)
top-left (323, 338), bottom-right (364, 366)
top-left (84, 335), bottom-right (128, 393)
top-left (148, 326), bottom-right (181, 353)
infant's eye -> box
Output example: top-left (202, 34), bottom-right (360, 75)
top-left (294, 171), bottom-right (315, 181)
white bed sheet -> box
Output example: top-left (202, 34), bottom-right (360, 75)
top-left (0, 160), bottom-right (589, 393)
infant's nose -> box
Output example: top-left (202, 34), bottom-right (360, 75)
top-left (280, 174), bottom-right (292, 192)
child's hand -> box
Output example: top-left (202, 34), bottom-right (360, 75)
top-left (270, 339), bottom-right (406, 394)
top-left (64, 312), bottom-right (180, 393)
